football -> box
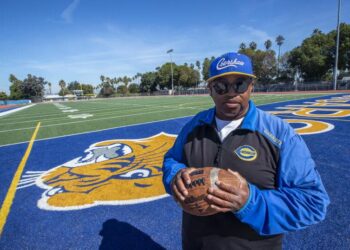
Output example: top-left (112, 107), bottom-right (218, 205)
top-left (178, 167), bottom-right (242, 216)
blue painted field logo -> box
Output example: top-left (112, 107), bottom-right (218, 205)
top-left (28, 133), bottom-right (176, 211)
top-left (234, 145), bottom-right (257, 161)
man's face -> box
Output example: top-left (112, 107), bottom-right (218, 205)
top-left (208, 75), bottom-right (253, 120)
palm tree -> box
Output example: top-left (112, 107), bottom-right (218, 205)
top-left (249, 41), bottom-right (257, 50)
top-left (312, 29), bottom-right (322, 35)
top-left (195, 60), bottom-right (201, 70)
top-left (48, 82), bottom-right (52, 94)
top-left (100, 75), bottom-right (105, 83)
top-left (276, 35), bottom-right (285, 77)
top-left (59, 80), bottom-right (66, 95)
top-left (122, 76), bottom-right (131, 88)
top-left (264, 39), bottom-right (272, 50)
top-left (115, 76), bottom-right (132, 94)
top-left (276, 35), bottom-right (285, 59)
top-left (239, 42), bottom-right (246, 50)
top-left (135, 72), bottom-right (142, 84)
top-left (195, 61), bottom-right (201, 88)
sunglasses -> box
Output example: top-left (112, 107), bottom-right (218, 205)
top-left (211, 77), bottom-right (253, 95)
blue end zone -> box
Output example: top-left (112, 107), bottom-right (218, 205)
top-left (0, 94), bottom-right (349, 249)
top-left (0, 145), bottom-right (27, 207)
top-left (0, 116), bottom-right (192, 250)
top-left (259, 95), bottom-right (350, 250)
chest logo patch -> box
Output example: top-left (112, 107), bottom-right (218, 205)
top-left (234, 145), bottom-right (257, 161)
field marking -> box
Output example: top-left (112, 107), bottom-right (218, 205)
top-left (0, 93), bottom-right (330, 124)
top-left (179, 101), bottom-right (212, 107)
top-left (0, 115), bottom-right (194, 148)
top-left (0, 102), bottom-right (184, 126)
top-left (0, 99), bottom-right (193, 122)
top-left (0, 101), bottom-right (213, 133)
top-left (0, 104), bottom-right (36, 117)
top-left (68, 114), bottom-right (93, 119)
top-left (0, 105), bottom-right (177, 130)
top-left (0, 122), bottom-right (41, 236)
top-left (0, 105), bottom-right (204, 133)
top-left (0, 93), bottom-right (344, 146)
top-left (253, 93), bottom-right (340, 107)
top-left (62, 109), bottom-right (79, 113)
top-left (0, 93), bottom-right (328, 121)
top-left (0, 93), bottom-right (329, 126)
top-left (272, 114), bottom-right (350, 123)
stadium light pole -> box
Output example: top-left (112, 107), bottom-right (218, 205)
top-left (333, 0), bottom-right (341, 90)
top-left (167, 49), bottom-right (174, 95)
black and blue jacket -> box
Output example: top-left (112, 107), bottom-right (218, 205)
top-left (162, 100), bottom-right (329, 249)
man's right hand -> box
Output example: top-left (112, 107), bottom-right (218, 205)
top-left (171, 167), bottom-right (196, 202)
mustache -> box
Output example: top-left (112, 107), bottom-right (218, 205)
top-left (223, 98), bottom-right (240, 102)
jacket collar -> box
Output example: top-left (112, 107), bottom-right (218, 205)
top-left (199, 100), bottom-right (257, 131)
top-left (241, 100), bottom-right (257, 131)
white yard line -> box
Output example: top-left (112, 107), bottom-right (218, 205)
top-left (0, 104), bottom-right (179, 127)
top-left (0, 115), bottom-right (195, 148)
top-left (0, 93), bottom-right (339, 147)
top-left (0, 105), bottom-right (203, 133)
top-left (0, 100), bottom-right (183, 121)
top-left (0, 104), bottom-right (36, 117)
top-left (0, 100), bottom-right (211, 127)
top-left (0, 94), bottom-right (333, 132)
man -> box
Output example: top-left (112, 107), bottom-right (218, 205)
top-left (162, 52), bottom-right (329, 250)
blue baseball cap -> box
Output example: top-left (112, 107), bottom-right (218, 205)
top-left (207, 52), bottom-right (256, 82)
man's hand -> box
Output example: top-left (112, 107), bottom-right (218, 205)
top-left (171, 167), bottom-right (196, 202)
top-left (207, 169), bottom-right (249, 213)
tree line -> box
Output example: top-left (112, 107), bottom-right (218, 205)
top-left (3, 75), bottom-right (95, 100)
top-left (3, 23), bottom-right (349, 100)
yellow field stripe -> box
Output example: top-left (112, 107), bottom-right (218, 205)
top-left (0, 122), bottom-right (41, 236)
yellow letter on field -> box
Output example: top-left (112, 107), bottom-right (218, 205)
top-left (285, 119), bottom-right (334, 135)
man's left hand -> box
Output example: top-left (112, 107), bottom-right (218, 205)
top-left (207, 169), bottom-right (249, 213)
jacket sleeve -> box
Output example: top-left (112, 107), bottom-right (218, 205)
top-left (235, 134), bottom-right (330, 235)
top-left (162, 125), bottom-right (189, 195)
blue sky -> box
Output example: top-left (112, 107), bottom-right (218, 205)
top-left (1, 0), bottom-right (349, 94)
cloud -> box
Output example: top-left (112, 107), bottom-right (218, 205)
top-left (3, 23), bottom-right (276, 94)
top-left (61, 0), bottom-right (80, 23)
top-left (239, 25), bottom-right (274, 45)
top-left (16, 24), bottom-right (272, 75)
